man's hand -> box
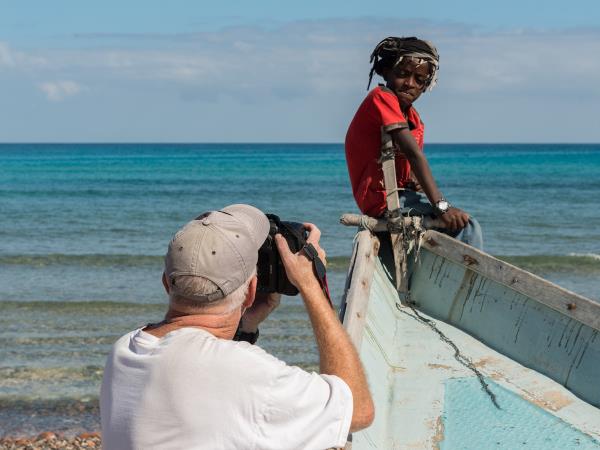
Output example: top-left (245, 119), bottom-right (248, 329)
top-left (277, 222), bottom-right (374, 432)
top-left (440, 207), bottom-right (470, 232)
top-left (274, 223), bottom-right (326, 293)
top-left (239, 292), bottom-right (281, 332)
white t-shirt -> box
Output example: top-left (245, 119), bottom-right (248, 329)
top-left (100, 327), bottom-right (353, 450)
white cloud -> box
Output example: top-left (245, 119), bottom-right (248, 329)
top-left (5, 21), bottom-right (600, 97)
top-left (0, 41), bottom-right (47, 69)
top-left (38, 81), bottom-right (85, 101)
top-left (44, 21), bottom-right (600, 101)
top-left (0, 42), bottom-right (16, 67)
top-left (5, 21), bottom-right (600, 102)
top-left (2, 20), bottom-right (600, 141)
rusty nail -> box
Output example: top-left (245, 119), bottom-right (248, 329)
top-left (426, 238), bottom-right (438, 247)
top-left (463, 254), bottom-right (478, 266)
top-left (567, 303), bottom-right (576, 310)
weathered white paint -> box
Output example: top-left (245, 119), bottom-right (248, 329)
top-left (340, 230), bottom-right (380, 349)
top-left (418, 230), bottom-right (600, 331)
top-left (411, 231), bottom-right (600, 407)
top-left (341, 231), bottom-right (600, 449)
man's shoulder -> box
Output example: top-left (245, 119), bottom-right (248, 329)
top-left (110, 328), bottom-right (142, 349)
top-left (165, 328), bottom-right (288, 369)
top-left (219, 337), bottom-right (289, 370)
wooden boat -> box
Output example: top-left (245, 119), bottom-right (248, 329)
top-left (339, 215), bottom-right (600, 449)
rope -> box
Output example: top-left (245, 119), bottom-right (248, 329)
top-left (358, 215), bottom-right (373, 231)
top-left (396, 300), bottom-right (501, 409)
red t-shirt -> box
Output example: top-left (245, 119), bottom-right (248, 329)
top-left (345, 85), bottom-right (425, 217)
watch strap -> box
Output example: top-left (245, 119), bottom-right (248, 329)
top-left (234, 327), bottom-right (259, 344)
top-left (434, 199), bottom-right (451, 214)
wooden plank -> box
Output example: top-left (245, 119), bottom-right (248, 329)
top-left (341, 230), bottom-right (380, 350)
top-left (339, 213), bottom-right (444, 231)
top-left (420, 230), bottom-right (600, 332)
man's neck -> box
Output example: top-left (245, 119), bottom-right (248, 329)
top-left (144, 308), bottom-right (241, 340)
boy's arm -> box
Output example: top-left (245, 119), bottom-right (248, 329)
top-left (390, 128), bottom-right (470, 231)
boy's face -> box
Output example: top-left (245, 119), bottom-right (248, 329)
top-left (383, 57), bottom-right (432, 109)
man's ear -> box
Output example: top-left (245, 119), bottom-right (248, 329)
top-left (162, 272), bottom-right (170, 294)
top-left (243, 275), bottom-right (258, 308)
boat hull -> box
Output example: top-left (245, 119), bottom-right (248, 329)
top-left (340, 230), bottom-right (600, 449)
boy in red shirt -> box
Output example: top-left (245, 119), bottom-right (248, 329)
top-left (345, 37), bottom-right (482, 248)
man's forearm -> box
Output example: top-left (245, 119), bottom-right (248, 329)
top-left (299, 280), bottom-right (374, 431)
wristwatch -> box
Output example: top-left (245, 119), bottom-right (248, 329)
top-left (434, 199), bottom-right (451, 215)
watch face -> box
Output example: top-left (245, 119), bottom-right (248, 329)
top-left (437, 200), bottom-right (449, 212)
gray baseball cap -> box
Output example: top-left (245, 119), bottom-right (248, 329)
top-left (164, 204), bottom-right (270, 302)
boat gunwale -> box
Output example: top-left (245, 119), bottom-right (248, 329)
top-left (419, 230), bottom-right (600, 332)
top-left (339, 230), bottom-right (381, 350)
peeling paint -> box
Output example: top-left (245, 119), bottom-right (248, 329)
top-left (473, 356), bottom-right (500, 368)
top-left (428, 363), bottom-right (454, 371)
top-left (425, 237), bottom-right (439, 247)
top-left (522, 390), bottom-right (574, 412)
top-left (431, 415), bottom-right (445, 450)
top-left (463, 254), bottom-right (478, 266)
top-left (489, 371), bottom-right (504, 381)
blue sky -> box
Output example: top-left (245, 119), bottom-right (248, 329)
top-left (2, 0), bottom-right (600, 142)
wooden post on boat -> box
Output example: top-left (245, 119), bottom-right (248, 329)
top-left (379, 130), bottom-right (409, 293)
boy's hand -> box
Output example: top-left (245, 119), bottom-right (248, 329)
top-left (406, 173), bottom-right (422, 192)
top-left (440, 207), bottom-right (470, 232)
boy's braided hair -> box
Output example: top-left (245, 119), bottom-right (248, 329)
top-left (368, 36), bottom-right (439, 91)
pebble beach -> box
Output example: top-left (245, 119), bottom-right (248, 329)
top-left (0, 432), bottom-right (101, 450)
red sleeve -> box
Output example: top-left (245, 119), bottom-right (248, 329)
top-left (372, 89), bottom-right (408, 130)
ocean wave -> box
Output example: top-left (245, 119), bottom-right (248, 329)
top-left (568, 252), bottom-right (600, 260)
top-left (0, 366), bottom-right (104, 385)
top-left (325, 256), bottom-right (350, 270)
top-left (1, 252), bottom-right (596, 275)
top-left (0, 253), bottom-right (162, 267)
top-left (0, 300), bottom-right (165, 313)
top-left (0, 253), bottom-right (352, 271)
top-left (496, 254), bottom-right (600, 273)
top-left (0, 395), bottom-right (100, 436)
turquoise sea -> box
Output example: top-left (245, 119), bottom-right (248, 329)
top-left (1, 143), bottom-right (599, 436)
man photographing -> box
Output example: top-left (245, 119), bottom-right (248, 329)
top-left (100, 204), bottom-right (374, 449)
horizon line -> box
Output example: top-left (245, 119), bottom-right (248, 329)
top-left (1, 142), bottom-right (600, 145)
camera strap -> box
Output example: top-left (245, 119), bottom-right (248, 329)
top-left (301, 243), bottom-right (333, 308)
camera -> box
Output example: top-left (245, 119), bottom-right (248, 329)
top-left (257, 214), bottom-right (307, 295)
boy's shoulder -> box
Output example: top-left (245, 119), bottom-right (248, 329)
top-left (371, 84), bottom-right (396, 97)
top-left (364, 85), bottom-right (401, 107)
